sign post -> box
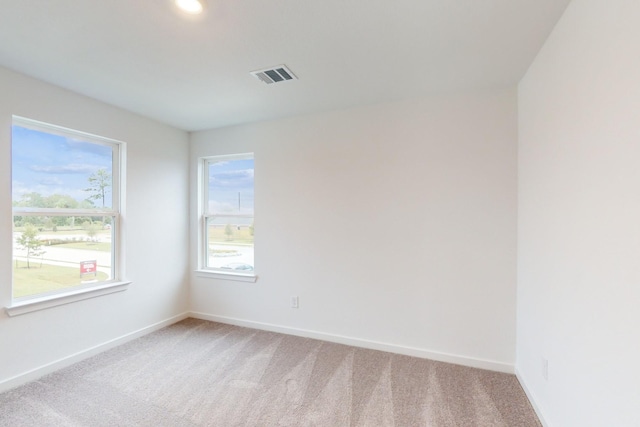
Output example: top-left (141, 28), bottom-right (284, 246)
top-left (80, 260), bottom-right (97, 277)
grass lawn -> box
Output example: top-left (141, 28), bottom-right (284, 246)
top-left (51, 229), bottom-right (110, 237)
top-left (15, 226), bottom-right (111, 236)
top-left (52, 241), bottom-right (111, 252)
top-left (208, 226), bottom-right (254, 244)
top-left (13, 262), bottom-right (109, 298)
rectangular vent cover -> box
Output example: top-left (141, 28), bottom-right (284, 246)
top-left (250, 65), bottom-right (297, 84)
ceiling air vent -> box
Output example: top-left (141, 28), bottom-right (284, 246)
top-left (250, 65), bottom-right (297, 85)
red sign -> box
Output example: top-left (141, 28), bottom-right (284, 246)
top-left (80, 260), bottom-right (97, 275)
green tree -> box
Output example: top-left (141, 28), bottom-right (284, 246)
top-left (14, 193), bottom-right (47, 227)
top-left (249, 221), bottom-right (254, 237)
top-left (52, 216), bottom-right (68, 227)
top-left (224, 224), bottom-right (234, 241)
top-left (84, 168), bottom-right (111, 208)
top-left (15, 192), bottom-right (46, 208)
top-left (45, 193), bottom-right (79, 209)
top-left (79, 199), bottom-right (96, 209)
top-left (83, 221), bottom-right (99, 242)
top-left (16, 225), bottom-right (45, 269)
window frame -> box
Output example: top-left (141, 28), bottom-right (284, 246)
top-left (197, 153), bottom-right (256, 282)
top-left (6, 116), bottom-right (129, 316)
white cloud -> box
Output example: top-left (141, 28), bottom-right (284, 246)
top-left (209, 169), bottom-right (254, 188)
top-left (30, 164), bottom-right (99, 174)
top-left (39, 177), bottom-right (64, 186)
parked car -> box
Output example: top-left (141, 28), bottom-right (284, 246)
top-left (221, 263), bottom-right (254, 271)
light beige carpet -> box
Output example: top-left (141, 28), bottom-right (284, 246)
top-left (0, 318), bottom-right (540, 426)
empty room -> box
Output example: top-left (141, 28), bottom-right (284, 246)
top-left (0, 1), bottom-right (638, 426)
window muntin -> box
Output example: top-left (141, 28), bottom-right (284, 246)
top-left (202, 155), bottom-right (254, 273)
top-left (11, 117), bottom-right (122, 301)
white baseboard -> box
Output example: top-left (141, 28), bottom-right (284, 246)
top-left (0, 312), bottom-right (189, 394)
top-left (189, 312), bottom-right (515, 374)
top-left (0, 311), bottom-right (516, 395)
top-left (515, 368), bottom-right (550, 427)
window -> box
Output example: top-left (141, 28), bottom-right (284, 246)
top-left (200, 154), bottom-right (254, 278)
top-left (11, 117), bottom-right (124, 304)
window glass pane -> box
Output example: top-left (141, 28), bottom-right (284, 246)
top-left (12, 124), bottom-right (114, 209)
top-left (206, 216), bottom-right (254, 271)
top-left (11, 118), bottom-right (121, 301)
top-left (207, 158), bottom-right (254, 215)
top-left (12, 215), bottom-right (114, 299)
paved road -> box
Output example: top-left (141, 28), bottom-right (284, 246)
top-left (14, 245), bottom-right (111, 267)
top-left (13, 231), bottom-right (112, 277)
top-left (208, 244), bottom-right (254, 269)
top-left (13, 231), bottom-right (253, 273)
top-left (13, 255), bottom-right (111, 276)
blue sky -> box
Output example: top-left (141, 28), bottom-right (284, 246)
top-left (12, 125), bottom-right (113, 207)
top-left (208, 158), bottom-right (254, 215)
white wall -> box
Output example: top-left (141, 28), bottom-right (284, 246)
top-left (517, 1), bottom-right (640, 425)
top-left (0, 66), bottom-right (190, 389)
top-left (190, 90), bottom-right (518, 371)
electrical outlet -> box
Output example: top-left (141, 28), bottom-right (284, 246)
top-left (542, 358), bottom-right (549, 381)
top-left (291, 296), bottom-right (299, 309)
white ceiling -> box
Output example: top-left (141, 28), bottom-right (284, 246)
top-left (0, 0), bottom-right (570, 131)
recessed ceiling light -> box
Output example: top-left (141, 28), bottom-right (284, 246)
top-left (175, 0), bottom-right (204, 14)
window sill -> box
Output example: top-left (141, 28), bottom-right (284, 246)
top-left (5, 281), bottom-right (131, 317)
top-left (195, 270), bottom-right (258, 283)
